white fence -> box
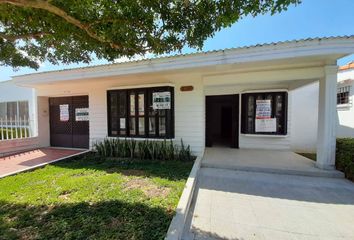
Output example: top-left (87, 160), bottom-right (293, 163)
top-left (0, 116), bottom-right (33, 141)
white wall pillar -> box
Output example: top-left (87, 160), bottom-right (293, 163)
top-left (37, 96), bottom-right (50, 147)
top-left (316, 65), bottom-right (338, 169)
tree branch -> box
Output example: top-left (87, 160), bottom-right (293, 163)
top-left (0, 31), bottom-right (49, 41)
top-left (0, 0), bottom-right (121, 49)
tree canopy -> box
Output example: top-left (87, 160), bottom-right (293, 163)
top-left (0, 0), bottom-right (300, 69)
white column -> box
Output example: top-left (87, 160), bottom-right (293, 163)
top-left (316, 65), bottom-right (338, 169)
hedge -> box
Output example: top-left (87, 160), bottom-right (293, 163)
top-left (336, 138), bottom-right (354, 181)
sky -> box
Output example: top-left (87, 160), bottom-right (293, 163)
top-left (1, 0), bottom-right (354, 82)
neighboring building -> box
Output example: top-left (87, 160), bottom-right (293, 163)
top-left (337, 62), bottom-right (354, 137)
top-left (12, 36), bottom-right (354, 170)
top-left (0, 80), bottom-right (37, 138)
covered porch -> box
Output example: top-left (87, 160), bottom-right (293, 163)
top-left (203, 62), bottom-right (340, 170)
top-left (202, 148), bottom-right (344, 178)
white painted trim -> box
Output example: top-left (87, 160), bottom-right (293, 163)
top-left (106, 136), bottom-right (175, 142)
top-left (203, 67), bottom-right (324, 86)
top-left (336, 104), bottom-right (351, 110)
top-left (241, 134), bottom-right (289, 138)
top-left (13, 37), bottom-right (354, 86)
top-left (241, 89), bottom-right (289, 94)
top-left (165, 152), bottom-right (204, 240)
top-left (43, 92), bottom-right (90, 98)
top-left (107, 83), bottom-right (175, 90)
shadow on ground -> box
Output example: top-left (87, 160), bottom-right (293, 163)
top-left (198, 170), bottom-right (354, 205)
top-left (0, 199), bottom-right (172, 240)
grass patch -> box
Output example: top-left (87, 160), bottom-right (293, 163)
top-left (0, 155), bottom-right (193, 239)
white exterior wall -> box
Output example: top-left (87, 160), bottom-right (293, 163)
top-left (290, 82), bottom-right (319, 152)
top-left (337, 68), bottom-right (354, 137)
top-left (174, 77), bottom-right (205, 154)
top-left (34, 65), bottom-right (330, 156)
top-left (204, 83), bottom-right (292, 150)
top-left (37, 96), bottom-right (50, 147)
top-left (35, 75), bottom-right (205, 155)
top-left (0, 80), bottom-right (37, 136)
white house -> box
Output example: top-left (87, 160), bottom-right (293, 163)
top-left (337, 62), bottom-right (354, 137)
top-left (290, 61), bottom-right (354, 150)
top-left (12, 36), bottom-right (354, 170)
top-left (0, 80), bottom-right (37, 138)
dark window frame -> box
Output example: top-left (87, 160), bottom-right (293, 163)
top-left (107, 86), bottom-right (174, 139)
top-left (241, 91), bottom-right (288, 135)
top-left (337, 91), bottom-right (349, 105)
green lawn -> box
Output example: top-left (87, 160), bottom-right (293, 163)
top-left (0, 155), bottom-right (193, 240)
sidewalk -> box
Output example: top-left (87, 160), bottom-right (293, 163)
top-left (0, 148), bottom-right (86, 178)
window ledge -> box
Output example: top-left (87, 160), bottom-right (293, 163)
top-left (241, 134), bottom-right (288, 138)
top-left (107, 136), bottom-right (175, 141)
top-left (337, 104), bottom-right (351, 110)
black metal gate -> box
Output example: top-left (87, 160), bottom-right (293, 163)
top-left (49, 96), bottom-right (89, 149)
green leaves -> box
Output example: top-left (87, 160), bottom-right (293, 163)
top-left (336, 138), bottom-right (354, 181)
top-left (93, 138), bottom-right (194, 161)
top-left (0, 0), bottom-right (301, 69)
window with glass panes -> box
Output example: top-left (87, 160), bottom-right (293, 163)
top-left (0, 101), bottom-right (29, 120)
top-left (337, 86), bottom-right (350, 105)
top-left (241, 92), bottom-right (287, 135)
top-left (107, 86), bottom-right (174, 138)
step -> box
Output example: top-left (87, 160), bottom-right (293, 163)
top-left (201, 162), bottom-right (344, 178)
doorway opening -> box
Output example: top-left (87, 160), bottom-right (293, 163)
top-left (206, 94), bottom-right (239, 148)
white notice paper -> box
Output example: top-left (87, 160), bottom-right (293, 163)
top-left (256, 99), bottom-right (272, 119)
top-left (120, 118), bottom-right (126, 129)
top-left (75, 108), bottom-right (89, 121)
top-left (255, 118), bottom-right (277, 132)
top-left (60, 104), bottom-right (69, 121)
top-left (152, 92), bottom-right (171, 110)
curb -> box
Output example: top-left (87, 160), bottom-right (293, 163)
top-left (165, 152), bottom-right (204, 240)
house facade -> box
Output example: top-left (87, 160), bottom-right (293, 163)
top-left (12, 36), bottom-right (354, 170)
top-left (0, 80), bottom-right (37, 138)
top-left (337, 62), bottom-right (354, 137)
top-left (289, 61), bottom-right (354, 147)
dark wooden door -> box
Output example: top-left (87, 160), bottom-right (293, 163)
top-left (49, 96), bottom-right (89, 149)
top-left (205, 94), bottom-right (239, 148)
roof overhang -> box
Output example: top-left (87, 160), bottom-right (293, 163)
top-left (12, 36), bottom-right (354, 87)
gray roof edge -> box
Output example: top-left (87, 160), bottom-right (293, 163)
top-left (12, 35), bottom-right (354, 79)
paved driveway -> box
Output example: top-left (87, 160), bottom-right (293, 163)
top-left (184, 168), bottom-right (354, 240)
top-left (0, 148), bottom-right (85, 178)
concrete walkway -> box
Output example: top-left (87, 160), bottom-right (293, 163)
top-left (202, 148), bottom-right (343, 178)
top-left (184, 168), bottom-right (354, 240)
top-left (0, 148), bottom-right (86, 178)
top-left (182, 148), bottom-right (353, 240)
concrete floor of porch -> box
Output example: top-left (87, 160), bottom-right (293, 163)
top-left (202, 148), bottom-right (343, 178)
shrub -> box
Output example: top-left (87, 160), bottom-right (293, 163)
top-left (93, 138), bottom-right (194, 162)
top-left (336, 138), bottom-right (354, 181)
